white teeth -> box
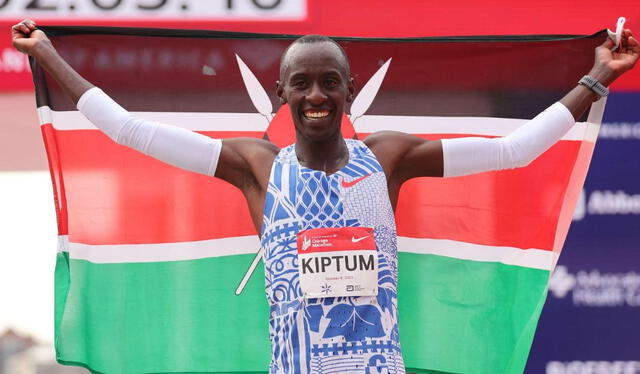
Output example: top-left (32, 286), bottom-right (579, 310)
top-left (304, 111), bottom-right (330, 119)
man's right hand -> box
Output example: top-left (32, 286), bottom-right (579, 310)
top-left (12, 19), bottom-right (50, 56)
top-left (11, 18), bottom-right (95, 104)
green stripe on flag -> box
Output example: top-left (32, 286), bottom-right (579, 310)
top-left (55, 253), bottom-right (271, 374)
top-left (399, 252), bottom-right (549, 374)
top-left (55, 251), bottom-right (549, 373)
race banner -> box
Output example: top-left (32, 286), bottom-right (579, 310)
top-left (32, 26), bottom-right (607, 373)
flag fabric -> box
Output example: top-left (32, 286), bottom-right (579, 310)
top-left (32, 26), bottom-right (607, 374)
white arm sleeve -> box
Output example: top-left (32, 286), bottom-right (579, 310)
top-left (441, 102), bottom-right (575, 177)
top-left (76, 87), bottom-right (222, 177)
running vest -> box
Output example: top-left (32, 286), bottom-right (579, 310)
top-left (261, 139), bottom-right (405, 374)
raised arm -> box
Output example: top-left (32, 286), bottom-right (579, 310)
top-left (12, 20), bottom-right (92, 102)
top-left (368, 29), bottom-right (639, 188)
top-left (12, 20), bottom-right (277, 192)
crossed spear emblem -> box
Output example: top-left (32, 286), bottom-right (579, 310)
top-left (234, 54), bottom-right (392, 295)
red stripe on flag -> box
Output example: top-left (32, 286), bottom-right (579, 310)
top-left (395, 139), bottom-right (582, 251)
top-left (551, 135), bottom-right (596, 252)
top-left (51, 129), bottom-right (261, 244)
top-left (42, 124), bottom-right (69, 235)
top-left (48, 128), bottom-right (582, 249)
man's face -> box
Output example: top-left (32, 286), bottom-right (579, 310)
top-left (277, 42), bottom-right (354, 143)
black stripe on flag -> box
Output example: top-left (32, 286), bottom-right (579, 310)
top-left (33, 26), bottom-right (606, 122)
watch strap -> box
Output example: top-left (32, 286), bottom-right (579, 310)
top-left (579, 75), bottom-right (609, 98)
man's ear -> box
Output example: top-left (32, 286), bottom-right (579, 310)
top-left (346, 77), bottom-right (355, 103)
top-left (276, 80), bottom-right (286, 104)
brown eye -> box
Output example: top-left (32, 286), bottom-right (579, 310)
top-left (325, 79), bottom-right (338, 88)
top-left (293, 80), bottom-right (307, 89)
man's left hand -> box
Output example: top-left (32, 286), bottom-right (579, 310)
top-left (590, 29), bottom-right (639, 87)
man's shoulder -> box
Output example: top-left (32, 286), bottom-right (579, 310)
top-left (363, 130), bottom-right (420, 150)
top-left (223, 137), bottom-right (279, 156)
top-left (218, 137), bottom-right (279, 182)
top-left (363, 131), bottom-right (430, 181)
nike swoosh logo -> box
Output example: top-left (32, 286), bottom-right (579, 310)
top-left (341, 174), bottom-right (372, 188)
top-left (352, 235), bottom-right (371, 243)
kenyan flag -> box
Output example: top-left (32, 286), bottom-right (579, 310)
top-left (32, 26), bottom-right (607, 373)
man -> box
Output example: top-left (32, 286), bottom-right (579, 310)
top-left (12, 19), bottom-right (639, 373)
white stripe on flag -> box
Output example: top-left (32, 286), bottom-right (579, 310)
top-left (355, 114), bottom-right (591, 141)
top-left (60, 234), bottom-right (551, 270)
top-left (38, 107), bottom-right (270, 132)
top-left (38, 107), bottom-right (591, 140)
top-left (62, 235), bottom-right (260, 263)
top-left (398, 237), bottom-right (553, 271)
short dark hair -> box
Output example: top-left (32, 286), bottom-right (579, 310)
top-left (279, 35), bottom-right (351, 79)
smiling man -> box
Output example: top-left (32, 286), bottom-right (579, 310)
top-left (11, 19), bottom-right (639, 374)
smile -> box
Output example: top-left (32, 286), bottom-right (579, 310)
top-left (303, 110), bottom-right (331, 119)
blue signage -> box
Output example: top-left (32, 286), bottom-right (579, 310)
top-left (525, 92), bottom-right (640, 374)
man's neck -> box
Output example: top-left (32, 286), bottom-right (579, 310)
top-left (295, 135), bottom-right (349, 175)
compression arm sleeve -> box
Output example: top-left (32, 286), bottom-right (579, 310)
top-left (441, 102), bottom-right (575, 177)
top-left (76, 87), bottom-right (222, 177)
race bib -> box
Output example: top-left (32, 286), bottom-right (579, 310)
top-left (296, 227), bottom-right (378, 298)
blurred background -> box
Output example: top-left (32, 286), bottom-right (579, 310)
top-left (0, 1), bottom-right (638, 373)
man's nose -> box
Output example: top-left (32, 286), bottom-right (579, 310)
top-left (306, 82), bottom-right (327, 105)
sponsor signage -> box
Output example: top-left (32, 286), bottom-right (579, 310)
top-left (526, 92), bottom-right (640, 374)
top-left (573, 188), bottom-right (640, 220)
top-left (599, 122), bottom-right (640, 140)
top-left (546, 361), bottom-right (640, 374)
top-left (548, 266), bottom-right (640, 307)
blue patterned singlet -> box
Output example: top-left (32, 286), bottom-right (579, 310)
top-left (261, 139), bottom-right (405, 374)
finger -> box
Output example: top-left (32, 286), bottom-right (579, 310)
top-left (19, 23), bottom-right (30, 34)
top-left (24, 19), bottom-right (37, 29)
top-left (11, 22), bottom-right (24, 32)
top-left (601, 37), bottom-right (614, 50)
top-left (14, 20), bottom-right (28, 33)
top-left (629, 36), bottom-right (640, 56)
top-left (620, 33), bottom-right (639, 55)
